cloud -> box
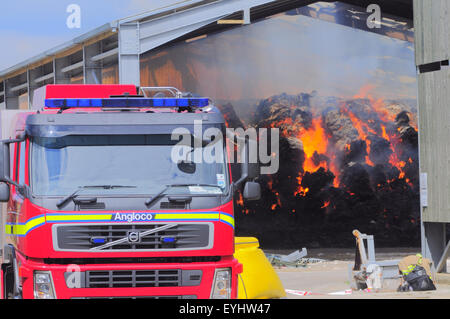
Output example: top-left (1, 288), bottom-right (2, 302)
top-left (369, 68), bottom-right (389, 78)
top-left (398, 75), bottom-right (417, 84)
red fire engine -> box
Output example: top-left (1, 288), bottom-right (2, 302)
top-left (0, 84), bottom-right (263, 299)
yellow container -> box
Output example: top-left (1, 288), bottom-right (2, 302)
top-left (233, 237), bottom-right (286, 299)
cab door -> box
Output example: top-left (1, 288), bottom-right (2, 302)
top-left (6, 139), bottom-right (27, 245)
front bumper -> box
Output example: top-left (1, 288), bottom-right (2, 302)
top-left (17, 253), bottom-right (242, 299)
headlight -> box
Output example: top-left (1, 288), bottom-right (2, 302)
top-left (34, 271), bottom-right (56, 299)
top-left (210, 268), bottom-right (232, 299)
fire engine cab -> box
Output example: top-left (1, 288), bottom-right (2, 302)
top-left (0, 84), bottom-right (281, 299)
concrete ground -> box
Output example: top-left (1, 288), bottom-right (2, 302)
top-left (268, 248), bottom-right (450, 299)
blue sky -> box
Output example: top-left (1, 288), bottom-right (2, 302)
top-left (0, 0), bottom-right (182, 70)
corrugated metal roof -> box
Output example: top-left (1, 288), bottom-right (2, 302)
top-left (0, 0), bottom-right (414, 81)
top-left (0, 0), bottom-right (210, 80)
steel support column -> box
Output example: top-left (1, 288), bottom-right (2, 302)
top-left (116, 0), bottom-right (284, 85)
top-left (118, 23), bottom-right (140, 86)
top-left (422, 223), bottom-right (447, 272)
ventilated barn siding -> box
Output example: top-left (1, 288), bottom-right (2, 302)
top-left (415, 0), bottom-right (450, 222)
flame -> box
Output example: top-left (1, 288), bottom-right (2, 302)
top-left (232, 84), bottom-right (418, 213)
top-left (321, 201), bottom-right (330, 209)
top-left (294, 118), bottom-right (341, 193)
top-left (236, 192), bottom-right (244, 207)
top-left (294, 185), bottom-right (309, 197)
top-left (365, 139), bottom-right (374, 166)
top-left (352, 87), bottom-right (411, 181)
top-left (354, 84), bottom-right (391, 123)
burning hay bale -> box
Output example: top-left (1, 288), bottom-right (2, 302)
top-left (323, 109), bottom-right (359, 152)
top-left (219, 92), bottom-right (420, 248)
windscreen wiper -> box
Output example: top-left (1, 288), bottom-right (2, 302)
top-left (56, 185), bottom-right (136, 208)
top-left (144, 184), bottom-right (222, 208)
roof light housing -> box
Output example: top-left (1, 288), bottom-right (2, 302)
top-left (44, 97), bottom-right (210, 109)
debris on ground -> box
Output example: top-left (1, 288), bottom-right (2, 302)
top-left (285, 289), bottom-right (353, 296)
top-left (266, 248), bottom-right (327, 268)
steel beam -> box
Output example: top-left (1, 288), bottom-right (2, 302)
top-left (134, 0), bottom-right (270, 53)
top-left (422, 222), bottom-right (447, 272)
top-left (61, 61), bottom-right (84, 74)
top-left (436, 240), bottom-right (450, 273)
top-left (91, 47), bottom-right (118, 62)
top-left (9, 83), bottom-right (28, 93)
top-left (118, 22), bottom-right (140, 86)
top-left (116, 0), bottom-right (279, 84)
top-left (33, 73), bottom-right (54, 84)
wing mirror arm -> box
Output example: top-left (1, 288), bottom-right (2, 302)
top-left (0, 133), bottom-right (25, 189)
top-left (227, 131), bottom-right (260, 201)
top-left (227, 132), bottom-right (249, 189)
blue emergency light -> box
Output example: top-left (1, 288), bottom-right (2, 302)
top-left (161, 236), bottom-right (176, 244)
top-left (44, 97), bottom-right (210, 108)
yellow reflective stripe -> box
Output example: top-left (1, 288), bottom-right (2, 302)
top-left (5, 215), bottom-right (46, 236)
top-left (46, 214), bottom-right (112, 222)
top-left (153, 213), bottom-right (220, 221)
top-left (220, 213), bottom-right (235, 228)
top-left (12, 211), bottom-right (233, 236)
top-left (4, 224), bottom-right (12, 235)
top-left (47, 212), bottom-right (222, 222)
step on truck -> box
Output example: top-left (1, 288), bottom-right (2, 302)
top-left (0, 84), bottom-right (284, 299)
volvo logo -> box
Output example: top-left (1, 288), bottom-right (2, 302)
top-left (127, 231), bottom-right (141, 243)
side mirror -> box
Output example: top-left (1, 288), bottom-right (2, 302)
top-left (232, 135), bottom-right (260, 186)
top-left (243, 181), bottom-right (261, 201)
top-left (0, 141), bottom-right (10, 183)
top-left (247, 138), bottom-right (259, 180)
top-left (0, 183), bottom-right (10, 202)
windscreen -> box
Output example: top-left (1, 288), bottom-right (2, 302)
top-left (31, 134), bottom-right (229, 196)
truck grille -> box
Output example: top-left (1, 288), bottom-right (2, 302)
top-left (54, 223), bottom-right (211, 251)
top-left (65, 269), bottom-right (202, 288)
top-left (86, 270), bottom-right (181, 288)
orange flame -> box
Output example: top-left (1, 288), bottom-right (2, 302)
top-left (260, 84), bottom-right (417, 206)
top-left (321, 201), bottom-right (330, 209)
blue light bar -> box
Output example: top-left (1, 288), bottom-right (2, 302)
top-left (45, 97), bottom-right (210, 108)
